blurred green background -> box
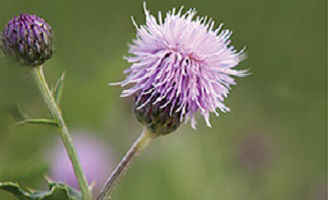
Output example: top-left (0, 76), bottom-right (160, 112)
top-left (0, 0), bottom-right (326, 199)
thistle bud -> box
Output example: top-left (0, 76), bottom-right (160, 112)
top-left (134, 91), bottom-right (184, 136)
top-left (1, 14), bottom-right (53, 66)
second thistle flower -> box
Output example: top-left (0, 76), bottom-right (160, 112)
top-left (1, 14), bottom-right (53, 66)
top-left (114, 4), bottom-right (248, 135)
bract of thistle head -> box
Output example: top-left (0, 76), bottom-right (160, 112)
top-left (1, 14), bottom-right (53, 66)
top-left (134, 92), bottom-right (184, 135)
top-left (113, 4), bottom-right (248, 134)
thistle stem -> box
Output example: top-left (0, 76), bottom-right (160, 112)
top-left (32, 65), bottom-right (91, 200)
top-left (97, 129), bottom-right (154, 200)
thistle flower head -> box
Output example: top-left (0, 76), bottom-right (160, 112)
top-left (1, 14), bottom-right (53, 66)
top-left (48, 133), bottom-right (114, 194)
top-left (114, 4), bottom-right (248, 132)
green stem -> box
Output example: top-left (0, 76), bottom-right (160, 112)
top-left (97, 129), bottom-right (154, 200)
top-left (32, 65), bottom-right (91, 200)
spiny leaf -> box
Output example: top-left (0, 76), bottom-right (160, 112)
top-left (17, 118), bottom-right (59, 127)
top-left (53, 72), bottom-right (65, 105)
top-left (0, 181), bottom-right (82, 200)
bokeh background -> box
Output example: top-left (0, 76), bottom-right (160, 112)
top-left (0, 0), bottom-right (326, 199)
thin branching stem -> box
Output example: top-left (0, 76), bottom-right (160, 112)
top-left (97, 129), bottom-right (154, 200)
top-left (32, 65), bottom-right (92, 200)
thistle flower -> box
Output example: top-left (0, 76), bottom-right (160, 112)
top-left (114, 4), bottom-right (247, 133)
top-left (48, 133), bottom-right (114, 194)
top-left (1, 14), bottom-right (53, 66)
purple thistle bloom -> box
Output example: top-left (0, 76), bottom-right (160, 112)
top-left (114, 4), bottom-right (247, 131)
top-left (1, 14), bottom-right (53, 66)
top-left (48, 133), bottom-right (114, 194)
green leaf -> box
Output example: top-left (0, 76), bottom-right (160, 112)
top-left (53, 72), bottom-right (65, 104)
top-left (0, 181), bottom-right (82, 200)
top-left (17, 118), bottom-right (59, 127)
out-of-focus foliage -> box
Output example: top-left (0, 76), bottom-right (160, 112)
top-left (0, 181), bottom-right (81, 200)
top-left (0, 0), bottom-right (325, 200)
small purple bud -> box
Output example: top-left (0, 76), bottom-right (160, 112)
top-left (1, 14), bottom-right (53, 66)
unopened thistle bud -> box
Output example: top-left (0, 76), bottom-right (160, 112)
top-left (1, 14), bottom-right (53, 66)
top-left (113, 4), bottom-right (248, 135)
